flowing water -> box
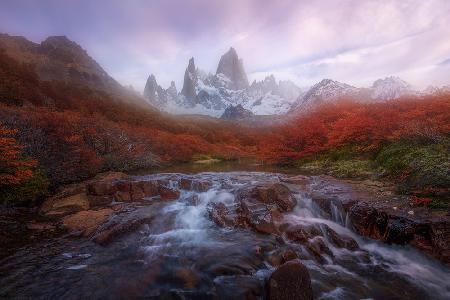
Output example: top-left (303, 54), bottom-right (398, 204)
top-left (0, 172), bottom-right (449, 299)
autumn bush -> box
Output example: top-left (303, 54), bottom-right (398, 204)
top-left (260, 96), bottom-right (450, 205)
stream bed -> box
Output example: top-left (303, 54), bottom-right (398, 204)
top-left (0, 172), bottom-right (449, 299)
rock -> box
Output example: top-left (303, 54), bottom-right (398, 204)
top-left (325, 226), bottom-right (359, 250)
top-left (251, 183), bottom-right (297, 212)
top-left (284, 224), bottom-right (322, 244)
top-left (181, 58), bottom-right (198, 104)
top-left (179, 178), bottom-right (192, 190)
top-left (92, 204), bottom-right (162, 245)
top-left (179, 179), bottom-right (211, 192)
top-left (305, 237), bottom-right (333, 264)
top-left (174, 268), bottom-right (199, 289)
top-left (347, 201), bottom-right (450, 265)
top-left (192, 180), bottom-right (212, 192)
top-left (216, 47), bottom-right (249, 90)
top-left (207, 202), bottom-right (242, 227)
top-left (221, 104), bottom-right (254, 120)
top-left (86, 172), bottom-right (126, 196)
top-left (266, 248), bottom-right (299, 267)
top-left (266, 260), bottom-right (313, 300)
top-left (40, 192), bottom-right (90, 217)
top-left (238, 196), bottom-right (278, 234)
top-left (62, 208), bottom-right (113, 236)
top-left (158, 186), bottom-right (180, 200)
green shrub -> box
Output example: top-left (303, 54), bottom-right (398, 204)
top-left (0, 170), bottom-right (49, 205)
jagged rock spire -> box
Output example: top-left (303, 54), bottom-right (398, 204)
top-left (216, 47), bottom-right (249, 90)
top-left (181, 57), bottom-right (198, 105)
top-left (143, 74), bottom-right (159, 100)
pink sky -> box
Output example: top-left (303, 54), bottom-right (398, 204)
top-left (1, 0), bottom-right (450, 91)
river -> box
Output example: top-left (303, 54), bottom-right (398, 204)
top-left (0, 169), bottom-right (449, 299)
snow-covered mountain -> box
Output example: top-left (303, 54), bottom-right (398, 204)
top-left (290, 76), bottom-right (422, 113)
top-left (370, 76), bottom-right (413, 100)
top-left (143, 48), bottom-right (301, 117)
top-left (143, 48), bottom-right (447, 117)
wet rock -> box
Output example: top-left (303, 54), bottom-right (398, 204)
top-left (214, 275), bottom-right (264, 299)
top-left (192, 180), bottom-right (212, 192)
top-left (430, 221), bottom-right (450, 264)
top-left (348, 201), bottom-right (450, 265)
top-left (305, 237), bottom-right (334, 264)
top-left (62, 208), bottom-right (113, 236)
top-left (251, 183), bottom-right (297, 212)
top-left (238, 197), bottom-right (278, 235)
top-left (266, 248), bottom-right (299, 267)
top-left (284, 224), bottom-right (322, 244)
top-left (324, 226), bottom-right (359, 250)
top-left (158, 186), bottom-right (180, 200)
top-left (207, 202), bottom-right (243, 227)
top-left (92, 204), bottom-right (161, 245)
top-left (179, 178), bottom-right (212, 192)
top-left (174, 267), bottom-right (199, 289)
top-left (179, 178), bottom-right (192, 190)
top-left (266, 260), bottom-right (313, 300)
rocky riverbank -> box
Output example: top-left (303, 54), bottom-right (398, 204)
top-left (1, 171), bottom-right (449, 299)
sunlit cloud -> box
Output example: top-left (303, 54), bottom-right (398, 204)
top-left (1, 0), bottom-right (449, 91)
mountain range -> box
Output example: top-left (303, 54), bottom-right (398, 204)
top-left (143, 48), bottom-right (449, 118)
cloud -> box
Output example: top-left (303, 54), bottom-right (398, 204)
top-left (1, 0), bottom-right (450, 90)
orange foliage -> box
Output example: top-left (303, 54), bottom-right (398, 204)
top-left (260, 96), bottom-right (450, 164)
top-left (0, 123), bottom-right (36, 185)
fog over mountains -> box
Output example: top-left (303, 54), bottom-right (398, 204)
top-left (143, 48), bottom-right (448, 118)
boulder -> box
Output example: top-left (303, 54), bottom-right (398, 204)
top-left (62, 208), bottom-right (113, 236)
top-left (266, 260), bottom-right (313, 300)
top-left (92, 204), bottom-right (162, 245)
top-left (158, 186), bottom-right (180, 200)
top-left (251, 183), bottom-right (297, 212)
top-left (284, 224), bottom-right (322, 244)
top-left (238, 197), bottom-right (278, 234)
top-left (40, 192), bottom-right (90, 217)
top-left (207, 202), bottom-right (243, 227)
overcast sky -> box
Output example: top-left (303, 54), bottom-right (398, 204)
top-left (1, 0), bottom-right (450, 91)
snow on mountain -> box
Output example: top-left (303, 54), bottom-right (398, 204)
top-left (370, 76), bottom-right (413, 100)
top-left (143, 48), bottom-right (301, 116)
top-left (290, 79), bottom-right (360, 113)
top-left (143, 49), bottom-right (447, 117)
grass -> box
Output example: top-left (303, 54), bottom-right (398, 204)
top-left (296, 139), bottom-right (450, 209)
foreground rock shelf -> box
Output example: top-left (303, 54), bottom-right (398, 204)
top-left (1, 171), bottom-right (449, 299)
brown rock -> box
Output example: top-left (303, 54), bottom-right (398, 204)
top-left (266, 260), bottom-right (313, 300)
top-left (192, 180), bottom-right (212, 192)
top-left (140, 181), bottom-right (159, 197)
top-left (254, 183), bottom-right (297, 212)
top-left (40, 192), bottom-right (90, 217)
top-left (130, 182), bottom-right (145, 201)
top-left (158, 186), bottom-right (180, 200)
top-left (62, 208), bottom-right (113, 236)
top-left (207, 202), bottom-right (238, 227)
top-left (325, 226), bottom-right (359, 250)
top-left (92, 205), bottom-right (160, 245)
top-left (115, 191), bottom-right (132, 202)
top-left (179, 178), bottom-right (192, 190)
top-left (284, 224), bottom-right (322, 244)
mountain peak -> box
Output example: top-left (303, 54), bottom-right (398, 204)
top-left (187, 57), bottom-right (196, 73)
top-left (216, 47), bottom-right (249, 90)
